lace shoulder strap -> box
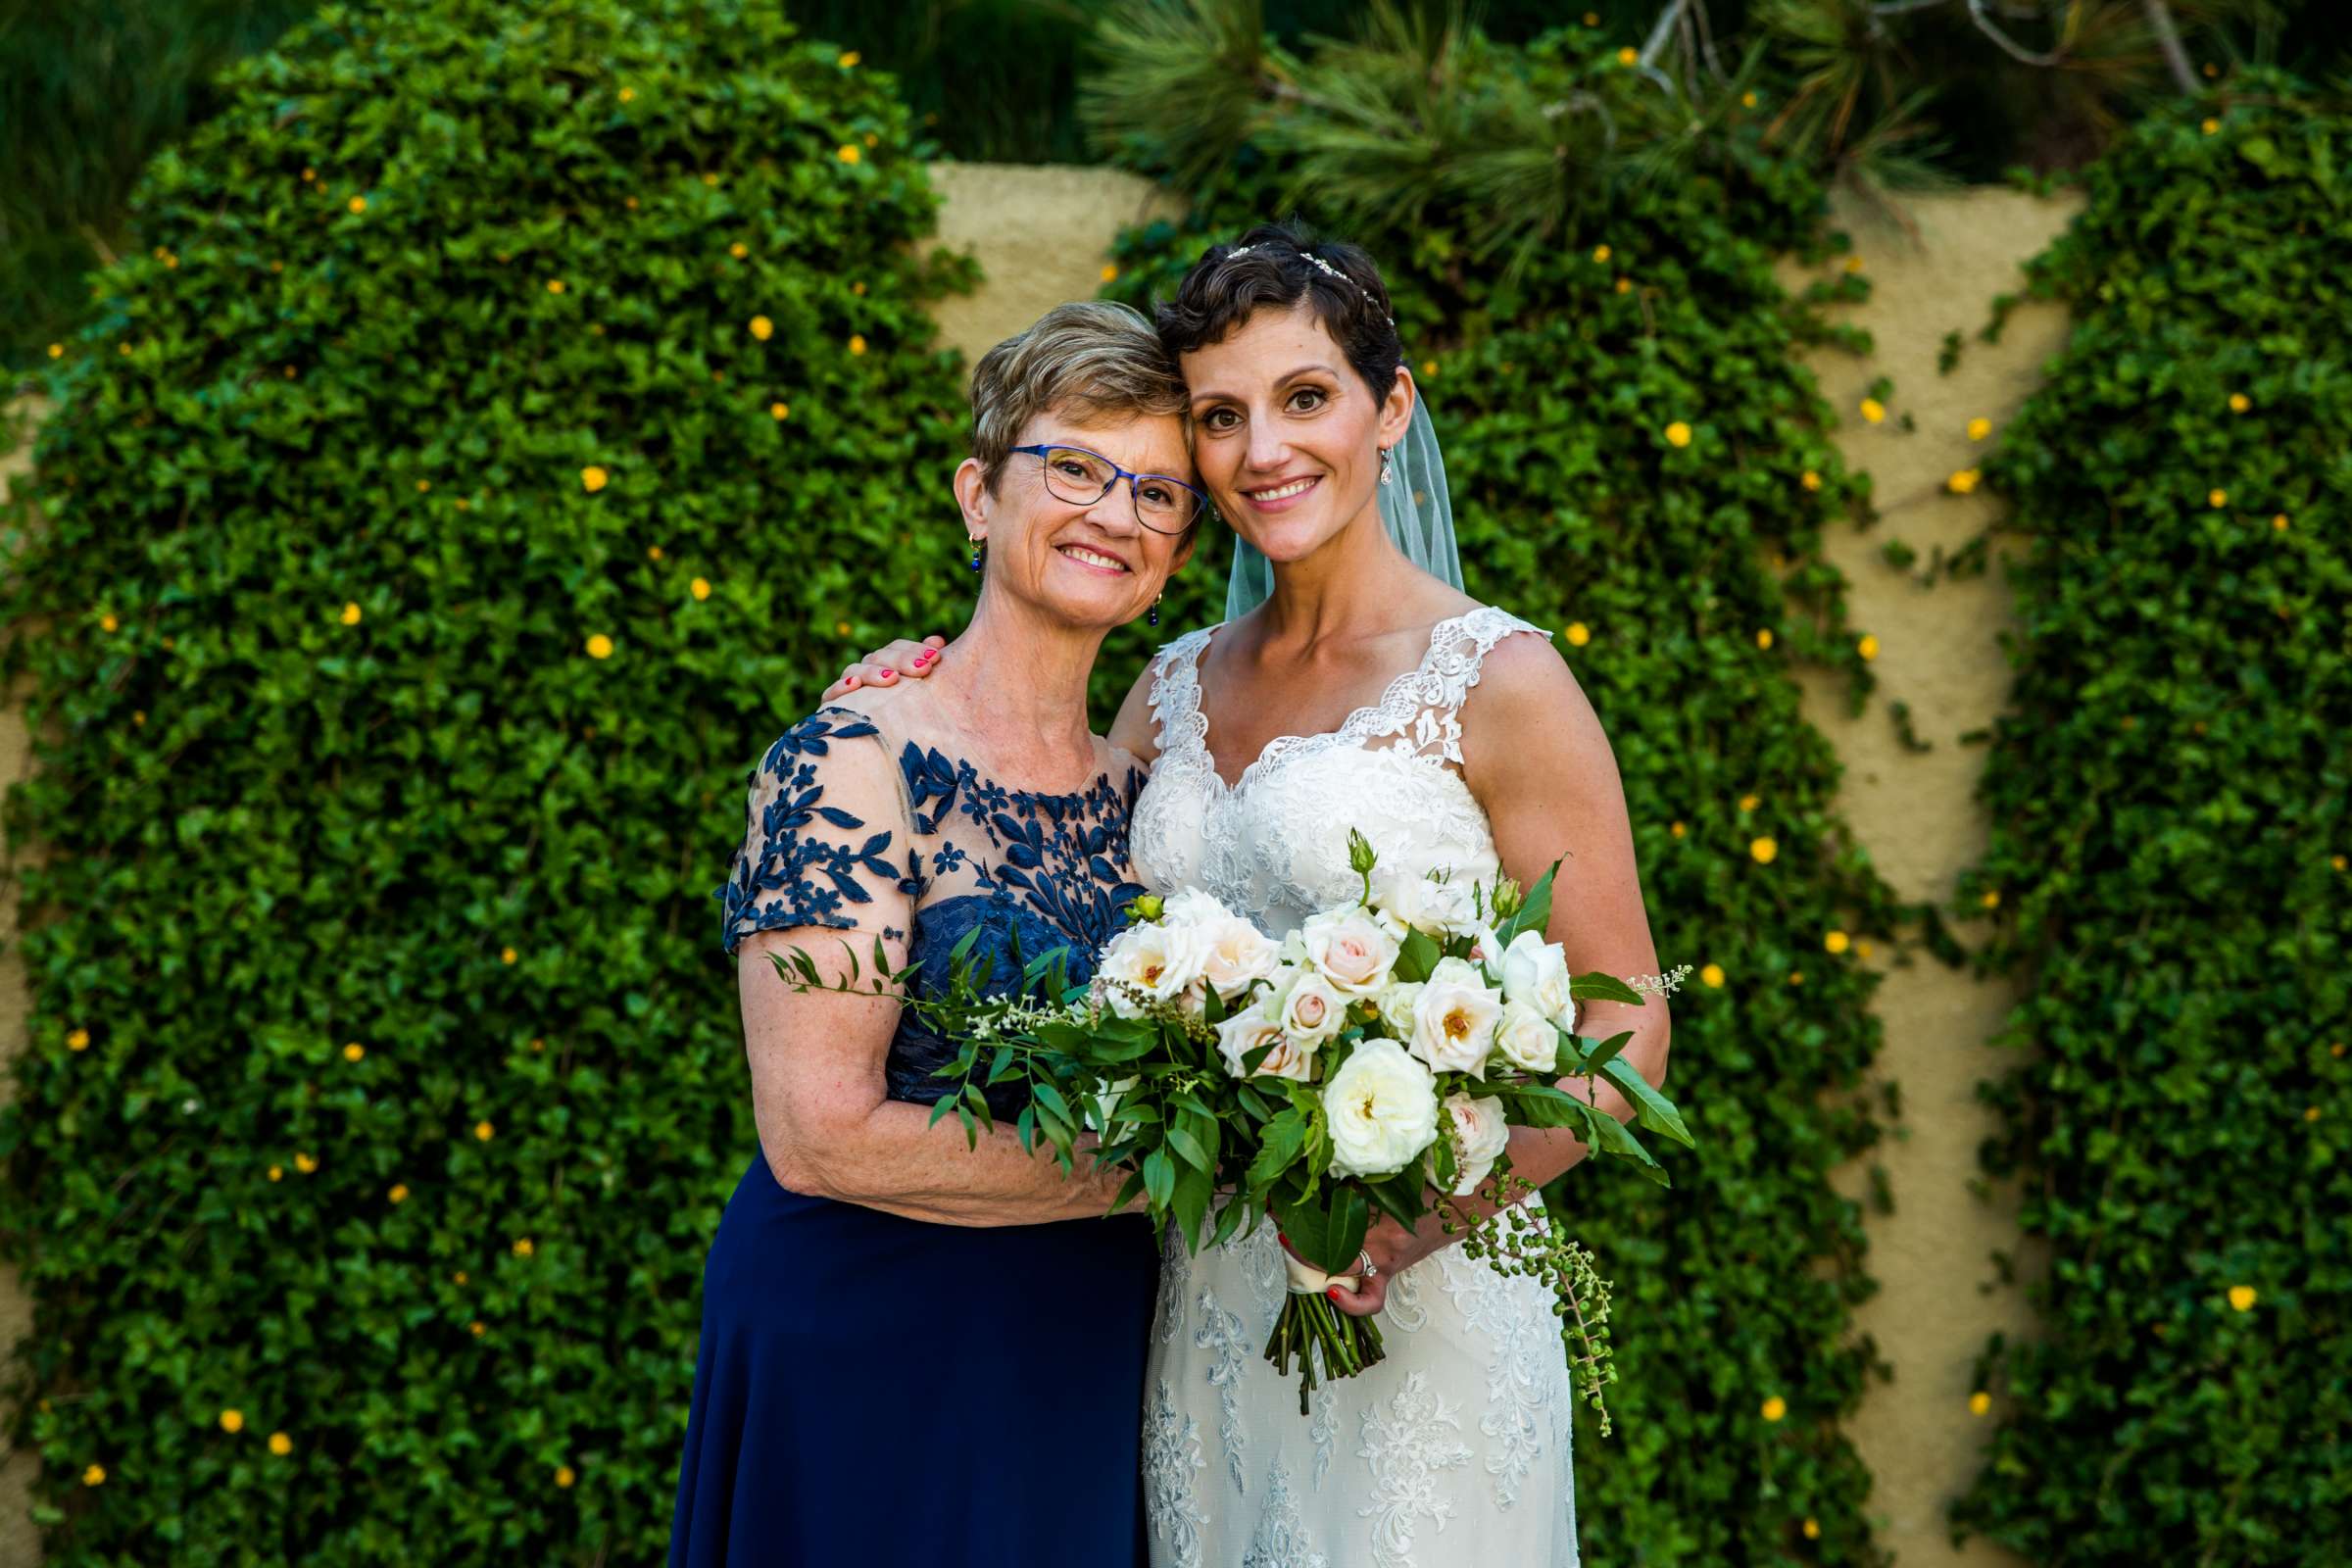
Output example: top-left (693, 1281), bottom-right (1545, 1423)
top-left (1145, 625), bottom-right (1218, 762)
top-left (1380, 606), bottom-right (1549, 765)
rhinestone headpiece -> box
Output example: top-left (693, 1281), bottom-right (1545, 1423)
top-left (1225, 243), bottom-right (1396, 327)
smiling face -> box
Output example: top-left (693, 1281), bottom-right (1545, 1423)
top-left (955, 403), bottom-right (1197, 631)
top-left (1180, 302), bottom-right (1413, 567)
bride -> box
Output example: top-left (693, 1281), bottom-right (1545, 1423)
top-left (832, 221), bottom-right (1670, 1567)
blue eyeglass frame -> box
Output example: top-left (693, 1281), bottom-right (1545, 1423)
top-left (1008, 442), bottom-right (1211, 535)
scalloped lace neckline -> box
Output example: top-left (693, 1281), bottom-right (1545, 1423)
top-left (1180, 610), bottom-right (1491, 793)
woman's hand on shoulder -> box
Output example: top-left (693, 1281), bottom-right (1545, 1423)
top-left (821, 635), bottom-right (948, 702)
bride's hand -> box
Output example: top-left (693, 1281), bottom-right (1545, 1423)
top-left (1282, 1213), bottom-right (1449, 1319)
top-left (822, 635), bottom-right (947, 701)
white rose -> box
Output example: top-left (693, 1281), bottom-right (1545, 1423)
top-left (1198, 916), bottom-right (1282, 1001)
top-left (1095, 920), bottom-right (1205, 1018)
top-left (1273, 966), bottom-right (1348, 1047)
top-left (1443, 1091), bottom-right (1512, 1196)
top-left (1160, 887), bottom-right (1237, 930)
top-left (1375, 980), bottom-right (1424, 1034)
top-left (1409, 957), bottom-right (1503, 1077)
top-left (1323, 1038), bottom-right (1441, 1177)
top-left (1299, 907), bottom-right (1401, 999)
top-left (1494, 999), bottom-right (1562, 1075)
top-left (1216, 1003), bottom-right (1315, 1082)
top-left (1498, 930), bottom-right (1577, 1031)
top-left (1375, 868), bottom-right (1480, 938)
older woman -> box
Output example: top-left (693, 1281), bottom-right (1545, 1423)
top-left (667, 302), bottom-right (1203, 1567)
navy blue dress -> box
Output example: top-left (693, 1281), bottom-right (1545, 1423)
top-left (670, 708), bottom-right (1161, 1567)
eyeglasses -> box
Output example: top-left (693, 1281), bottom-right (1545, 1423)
top-left (1008, 443), bottom-right (1209, 535)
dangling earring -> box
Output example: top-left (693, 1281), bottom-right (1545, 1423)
top-left (968, 537), bottom-right (985, 574)
top-left (1149, 593), bottom-right (1162, 628)
top-left (1379, 445), bottom-right (1396, 487)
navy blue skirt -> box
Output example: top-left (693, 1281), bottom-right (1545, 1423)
top-left (668, 1152), bottom-right (1160, 1567)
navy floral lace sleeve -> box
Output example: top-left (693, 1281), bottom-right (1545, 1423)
top-left (714, 707), bottom-right (1148, 1116)
top-left (716, 709), bottom-right (915, 954)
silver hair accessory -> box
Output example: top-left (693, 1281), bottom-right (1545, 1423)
top-left (1224, 243), bottom-right (1396, 327)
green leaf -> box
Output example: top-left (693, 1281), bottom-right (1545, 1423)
top-left (1396, 926), bottom-right (1442, 983)
top-left (1602, 1057), bottom-right (1692, 1148)
top-left (1142, 1149), bottom-right (1176, 1212)
top-left (1569, 971), bottom-right (1642, 1006)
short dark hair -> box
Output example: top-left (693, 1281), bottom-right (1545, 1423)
top-left (1153, 220), bottom-right (1403, 403)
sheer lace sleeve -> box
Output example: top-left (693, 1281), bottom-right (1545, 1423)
top-left (716, 707), bottom-right (917, 956)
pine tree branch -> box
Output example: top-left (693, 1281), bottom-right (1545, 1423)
top-left (2140, 0), bottom-right (2198, 94)
top-left (1965, 0), bottom-right (2067, 67)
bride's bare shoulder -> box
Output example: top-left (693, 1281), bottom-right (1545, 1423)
top-left (1464, 625), bottom-right (1604, 737)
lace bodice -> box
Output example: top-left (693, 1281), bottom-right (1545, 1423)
top-left (1129, 607), bottom-right (1547, 932)
top-left (717, 706), bottom-right (1147, 1113)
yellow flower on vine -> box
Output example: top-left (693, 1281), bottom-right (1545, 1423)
top-left (1749, 837), bottom-right (1778, 864)
top-left (1564, 621), bottom-right (1590, 648)
top-left (750, 316), bottom-right (774, 341)
top-left (838, 144), bottom-right (860, 165)
top-left (1664, 420), bottom-right (1691, 448)
top-left (83, 1464), bottom-right (106, 1487)
top-left (1760, 1396), bottom-right (1787, 1422)
top-left (1968, 416), bottom-right (1991, 440)
top-left (220, 1409), bottom-right (244, 1433)
top-left (1824, 930), bottom-right (1849, 954)
top-left (269, 1432), bottom-right (292, 1455)
top-left (1857, 634), bottom-right (1879, 661)
top-left (691, 577), bottom-right (712, 601)
top-left (1754, 628), bottom-right (1774, 650)
top-left (2208, 488), bottom-right (2228, 509)
top-left (585, 635), bottom-right (613, 661)
top-left (1969, 1391), bottom-right (1991, 1415)
top-left (68, 1028), bottom-right (90, 1052)
top-left (1699, 963), bottom-right (1724, 988)
top-left (582, 466), bottom-right (609, 493)
top-left (344, 1042), bottom-right (365, 1061)
top-left (557, 1464), bottom-right (576, 1488)
top-left (2228, 1285), bottom-right (2256, 1311)
top-left (1947, 468), bottom-right (1980, 495)
top-left (1859, 397), bottom-right (1886, 424)
top-left (2229, 393), bottom-right (2249, 414)
top-left (838, 51), bottom-right (860, 68)
top-left (1801, 470), bottom-right (1823, 491)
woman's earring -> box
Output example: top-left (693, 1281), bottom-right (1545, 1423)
top-left (968, 537), bottom-right (985, 574)
top-left (1149, 593), bottom-right (1162, 628)
top-left (1379, 446), bottom-right (1396, 487)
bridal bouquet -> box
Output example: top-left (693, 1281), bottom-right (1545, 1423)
top-left (776, 831), bottom-right (1691, 1422)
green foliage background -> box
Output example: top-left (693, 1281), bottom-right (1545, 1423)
top-left (1101, 24), bottom-right (1913, 1565)
top-left (1951, 71), bottom-right (2351, 1564)
top-left (0, 1), bottom-right (987, 1559)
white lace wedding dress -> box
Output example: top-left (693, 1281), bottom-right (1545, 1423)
top-left (1127, 606), bottom-right (1582, 1568)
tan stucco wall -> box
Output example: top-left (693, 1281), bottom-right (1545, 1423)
top-left (924, 163), bottom-right (1181, 368)
top-left (0, 174), bottom-right (2082, 1564)
top-left (0, 398), bottom-right (47, 1568)
top-left (1782, 187), bottom-right (2084, 1566)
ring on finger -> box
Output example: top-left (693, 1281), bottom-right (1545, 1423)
top-left (1356, 1249), bottom-right (1378, 1280)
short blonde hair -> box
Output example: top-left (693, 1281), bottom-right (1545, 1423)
top-left (968, 301), bottom-right (1187, 490)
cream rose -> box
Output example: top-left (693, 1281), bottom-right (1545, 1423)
top-left (1298, 906), bottom-right (1400, 999)
top-left (1198, 916), bottom-right (1282, 1001)
top-left (1273, 966), bottom-right (1348, 1047)
top-left (1374, 868), bottom-right (1480, 938)
top-left (1215, 1003), bottom-right (1315, 1082)
top-left (1323, 1038), bottom-right (1441, 1177)
top-left (1095, 919), bottom-right (1205, 1018)
top-left (1443, 1091), bottom-right (1512, 1196)
top-left (1409, 956), bottom-right (1504, 1076)
top-left (1375, 980), bottom-right (1424, 1034)
top-left (1498, 929), bottom-right (1578, 1030)
top-left (1494, 999), bottom-right (1562, 1075)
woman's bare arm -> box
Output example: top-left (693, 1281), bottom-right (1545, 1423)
top-left (741, 924), bottom-right (1128, 1226)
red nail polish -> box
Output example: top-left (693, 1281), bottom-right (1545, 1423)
top-left (1326, 1287), bottom-right (1341, 1300)
top-left (844, 676), bottom-right (860, 688)
top-left (878, 670), bottom-right (896, 681)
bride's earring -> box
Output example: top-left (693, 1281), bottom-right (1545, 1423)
top-left (968, 537), bottom-right (985, 574)
top-left (1149, 593), bottom-right (1162, 628)
top-left (1378, 445), bottom-right (1396, 486)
